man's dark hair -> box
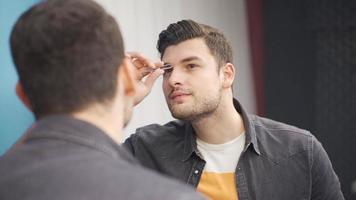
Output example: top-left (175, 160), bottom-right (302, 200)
top-left (157, 19), bottom-right (233, 66)
top-left (10, 0), bottom-right (124, 119)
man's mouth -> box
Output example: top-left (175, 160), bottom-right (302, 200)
top-left (169, 91), bottom-right (191, 102)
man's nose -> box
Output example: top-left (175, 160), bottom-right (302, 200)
top-left (167, 67), bottom-right (185, 86)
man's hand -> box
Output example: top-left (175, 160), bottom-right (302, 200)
top-left (126, 52), bottom-right (164, 106)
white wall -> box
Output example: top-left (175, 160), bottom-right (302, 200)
top-left (95, 0), bottom-right (256, 138)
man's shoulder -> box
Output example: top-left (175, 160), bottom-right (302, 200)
top-left (59, 155), bottom-right (204, 200)
top-left (249, 115), bottom-right (314, 160)
top-left (68, 156), bottom-right (202, 199)
top-left (251, 114), bottom-right (312, 138)
top-left (129, 120), bottom-right (188, 142)
top-left (123, 120), bottom-right (189, 157)
top-left (108, 161), bottom-right (204, 199)
top-left (0, 144), bottom-right (203, 200)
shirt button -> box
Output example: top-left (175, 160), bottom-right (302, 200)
top-left (194, 170), bottom-right (199, 174)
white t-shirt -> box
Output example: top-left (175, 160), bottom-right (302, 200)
top-left (196, 133), bottom-right (245, 200)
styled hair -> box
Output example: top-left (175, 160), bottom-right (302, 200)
top-left (10, 0), bottom-right (124, 118)
top-left (157, 19), bottom-right (233, 66)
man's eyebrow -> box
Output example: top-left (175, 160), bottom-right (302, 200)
top-left (163, 56), bottom-right (201, 65)
top-left (181, 56), bottom-right (201, 63)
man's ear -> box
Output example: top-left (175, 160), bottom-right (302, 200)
top-left (15, 82), bottom-right (32, 111)
top-left (221, 63), bottom-right (235, 88)
top-left (119, 58), bottom-right (136, 97)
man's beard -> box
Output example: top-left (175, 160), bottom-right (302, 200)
top-left (168, 91), bottom-right (221, 122)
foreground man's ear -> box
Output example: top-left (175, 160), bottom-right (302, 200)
top-left (15, 82), bottom-right (32, 111)
top-left (119, 58), bottom-right (136, 97)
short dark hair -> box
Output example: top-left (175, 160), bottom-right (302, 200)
top-left (11, 0), bottom-right (124, 118)
top-left (157, 19), bottom-right (233, 66)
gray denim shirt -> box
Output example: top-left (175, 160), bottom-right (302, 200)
top-left (0, 115), bottom-right (204, 200)
top-left (124, 99), bottom-right (344, 200)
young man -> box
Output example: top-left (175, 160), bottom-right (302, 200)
top-left (0, 1), bottom-right (204, 200)
top-left (124, 19), bottom-right (345, 200)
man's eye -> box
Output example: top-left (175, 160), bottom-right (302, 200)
top-left (163, 68), bottom-right (173, 75)
top-left (187, 64), bottom-right (197, 69)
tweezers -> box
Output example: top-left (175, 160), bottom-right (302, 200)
top-left (145, 64), bottom-right (173, 72)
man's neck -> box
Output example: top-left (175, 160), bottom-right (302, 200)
top-left (191, 98), bottom-right (245, 144)
top-left (72, 105), bottom-right (123, 144)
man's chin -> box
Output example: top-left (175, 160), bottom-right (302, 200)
top-left (170, 108), bottom-right (192, 120)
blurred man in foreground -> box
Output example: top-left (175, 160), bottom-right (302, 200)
top-left (0, 1), bottom-right (204, 200)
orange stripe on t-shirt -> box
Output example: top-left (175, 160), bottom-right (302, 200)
top-left (197, 171), bottom-right (238, 200)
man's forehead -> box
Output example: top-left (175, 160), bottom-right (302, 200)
top-left (162, 39), bottom-right (213, 64)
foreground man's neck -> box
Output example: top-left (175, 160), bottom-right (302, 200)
top-left (72, 106), bottom-right (123, 144)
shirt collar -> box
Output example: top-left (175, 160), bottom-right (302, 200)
top-left (182, 98), bottom-right (260, 161)
top-left (233, 98), bottom-right (261, 155)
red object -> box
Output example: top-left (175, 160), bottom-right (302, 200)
top-left (246, 0), bottom-right (265, 116)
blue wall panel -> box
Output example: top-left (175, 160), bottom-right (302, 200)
top-left (0, 0), bottom-right (39, 155)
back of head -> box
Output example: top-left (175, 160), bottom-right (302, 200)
top-left (157, 19), bottom-right (233, 67)
top-left (11, 0), bottom-right (124, 119)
